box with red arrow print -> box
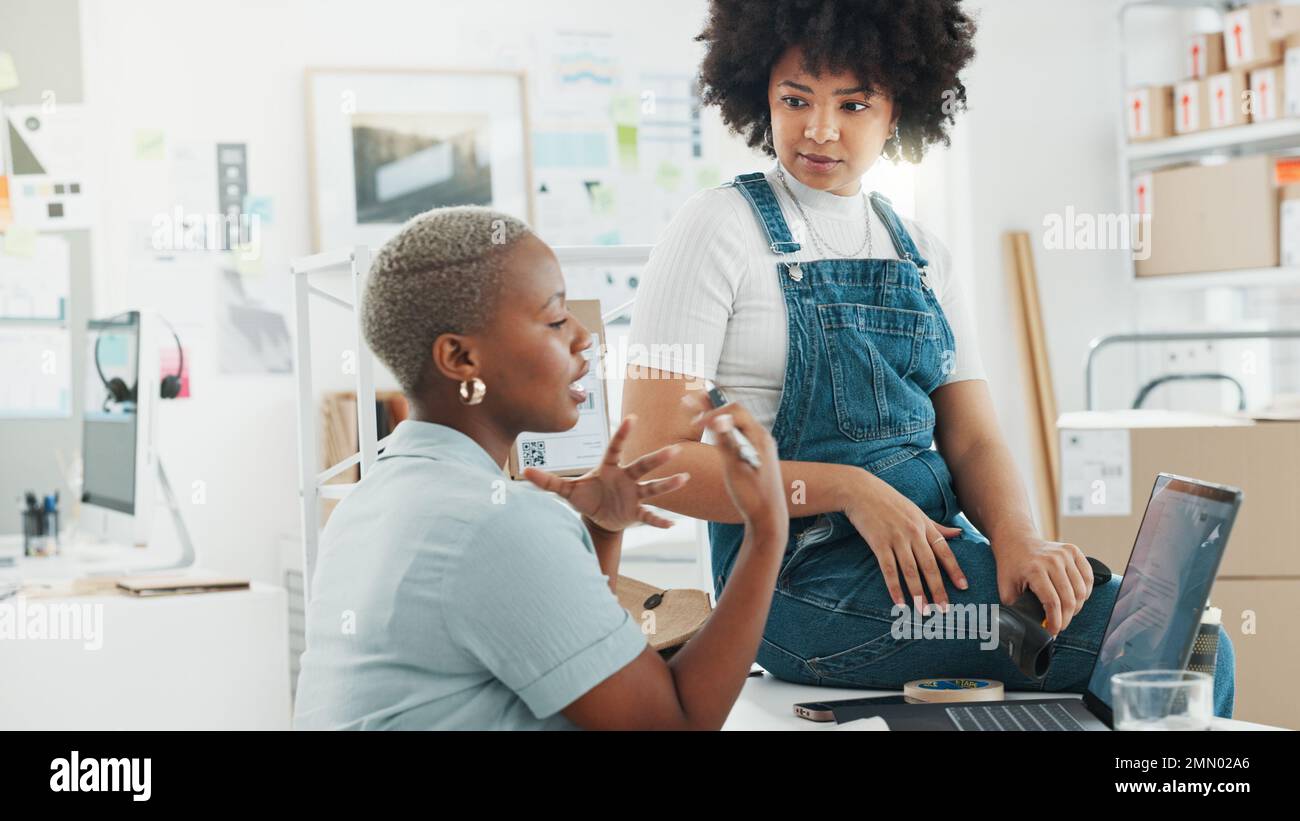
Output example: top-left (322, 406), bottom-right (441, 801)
top-left (1206, 68), bottom-right (1251, 128)
top-left (1185, 32), bottom-right (1225, 79)
top-left (1285, 33), bottom-right (1300, 116)
top-left (1124, 85), bottom-right (1173, 141)
top-left (1173, 78), bottom-right (1210, 133)
top-left (1224, 4), bottom-right (1284, 71)
top-left (1267, 3), bottom-right (1300, 39)
top-left (1249, 63), bottom-right (1287, 121)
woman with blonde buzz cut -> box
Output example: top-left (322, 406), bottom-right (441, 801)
top-left (293, 205), bottom-right (790, 730)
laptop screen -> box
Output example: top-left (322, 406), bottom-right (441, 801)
top-left (1086, 474), bottom-right (1240, 709)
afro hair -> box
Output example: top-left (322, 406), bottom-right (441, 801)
top-left (695, 0), bottom-right (977, 163)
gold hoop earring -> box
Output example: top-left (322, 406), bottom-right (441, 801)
top-left (459, 377), bottom-right (486, 405)
top-left (890, 127), bottom-right (903, 160)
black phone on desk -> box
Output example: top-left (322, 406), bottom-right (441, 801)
top-left (794, 695), bottom-right (909, 722)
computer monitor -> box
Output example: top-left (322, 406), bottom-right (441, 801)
top-left (80, 311), bottom-right (159, 547)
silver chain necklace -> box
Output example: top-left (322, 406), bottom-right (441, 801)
top-left (776, 167), bottom-right (873, 259)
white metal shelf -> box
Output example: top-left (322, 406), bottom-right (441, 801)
top-left (1132, 265), bottom-right (1300, 289)
top-left (1126, 118), bottom-right (1300, 170)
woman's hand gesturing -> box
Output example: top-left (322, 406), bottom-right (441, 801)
top-left (523, 415), bottom-right (690, 533)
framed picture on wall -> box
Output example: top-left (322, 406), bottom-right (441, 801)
top-left (306, 68), bottom-right (534, 252)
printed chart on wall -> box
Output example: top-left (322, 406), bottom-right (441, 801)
top-left (0, 326), bottom-right (71, 418)
top-left (121, 135), bottom-right (292, 377)
top-left (0, 234), bottom-right (72, 418)
top-left (2, 103), bottom-right (92, 229)
top-left (529, 30), bottom-right (722, 322)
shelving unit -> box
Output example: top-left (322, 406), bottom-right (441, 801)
top-left (1118, 0), bottom-right (1300, 288)
top-left (1132, 264), bottom-right (1300, 289)
top-left (1125, 116), bottom-right (1300, 167)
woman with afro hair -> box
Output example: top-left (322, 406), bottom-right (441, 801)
top-left (622, 0), bottom-right (1236, 715)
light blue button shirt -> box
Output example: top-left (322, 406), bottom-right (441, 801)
top-left (293, 420), bottom-right (647, 730)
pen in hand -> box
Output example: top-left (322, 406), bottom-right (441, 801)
top-left (703, 380), bottom-right (762, 470)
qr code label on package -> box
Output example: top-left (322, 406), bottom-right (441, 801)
top-left (520, 440), bottom-right (547, 468)
top-left (1059, 429), bottom-right (1131, 517)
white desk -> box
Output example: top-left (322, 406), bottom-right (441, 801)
top-left (0, 564), bottom-right (291, 730)
top-left (724, 671), bottom-right (1286, 731)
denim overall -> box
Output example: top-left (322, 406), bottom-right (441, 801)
top-left (707, 171), bottom-right (1236, 717)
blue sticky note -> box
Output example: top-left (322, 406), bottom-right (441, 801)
top-left (244, 195), bottom-right (273, 225)
top-left (98, 333), bottom-right (129, 367)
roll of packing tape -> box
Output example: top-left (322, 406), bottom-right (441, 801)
top-left (904, 678), bottom-right (1005, 704)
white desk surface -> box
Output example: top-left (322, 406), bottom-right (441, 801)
top-left (725, 671), bottom-right (1287, 731)
top-left (0, 562), bottom-right (291, 730)
top-left (2, 544), bottom-right (198, 583)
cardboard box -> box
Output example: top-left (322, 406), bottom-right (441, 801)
top-left (1134, 154), bottom-right (1279, 277)
top-left (1225, 4), bottom-right (1285, 70)
top-left (1207, 579), bottom-right (1300, 729)
top-left (1174, 78), bottom-right (1209, 133)
top-left (1249, 63), bottom-right (1287, 120)
top-left (1057, 410), bottom-right (1300, 577)
top-left (1186, 31), bottom-right (1226, 79)
top-left (1274, 155), bottom-right (1300, 185)
top-left (1124, 85), bottom-right (1174, 141)
top-left (1280, 183), bottom-right (1300, 265)
top-left (1284, 33), bottom-right (1300, 116)
top-left (507, 299), bottom-right (612, 480)
top-left (1206, 68), bottom-right (1251, 127)
top-left (1267, 2), bottom-right (1300, 39)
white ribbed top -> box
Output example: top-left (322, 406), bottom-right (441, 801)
top-left (627, 160), bottom-right (986, 431)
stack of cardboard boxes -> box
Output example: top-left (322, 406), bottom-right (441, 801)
top-left (1127, 5), bottom-right (1300, 277)
top-left (1126, 3), bottom-right (1300, 142)
top-left (1057, 410), bottom-right (1300, 729)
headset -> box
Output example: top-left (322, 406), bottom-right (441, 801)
top-left (93, 311), bottom-right (185, 409)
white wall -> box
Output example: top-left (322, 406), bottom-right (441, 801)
top-left (917, 0), bottom-right (1140, 531)
top-left (74, 0), bottom-right (1176, 570)
top-left (76, 0), bottom-right (761, 581)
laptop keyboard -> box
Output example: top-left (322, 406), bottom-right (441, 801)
top-left (947, 701), bottom-right (1087, 731)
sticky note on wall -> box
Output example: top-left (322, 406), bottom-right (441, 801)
top-left (0, 176), bottom-right (11, 231)
top-left (3, 225), bottom-right (37, 258)
top-left (135, 129), bottom-right (166, 161)
top-left (0, 52), bottom-right (19, 93)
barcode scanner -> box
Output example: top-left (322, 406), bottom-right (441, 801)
top-left (999, 556), bottom-right (1113, 681)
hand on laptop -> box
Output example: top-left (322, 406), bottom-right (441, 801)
top-left (994, 537), bottom-right (1095, 635)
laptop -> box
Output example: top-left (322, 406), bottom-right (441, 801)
top-left (838, 473), bottom-right (1242, 731)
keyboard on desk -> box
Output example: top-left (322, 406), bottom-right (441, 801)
top-left (946, 701), bottom-right (1087, 731)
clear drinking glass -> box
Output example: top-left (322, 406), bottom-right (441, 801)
top-left (1111, 670), bottom-right (1213, 731)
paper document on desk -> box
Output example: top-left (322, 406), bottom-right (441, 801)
top-left (117, 575), bottom-right (250, 597)
top-left (825, 716), bottom-right (889, 731)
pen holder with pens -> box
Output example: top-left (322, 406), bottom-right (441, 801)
top-left (21, 499), bottom-right (59, 557)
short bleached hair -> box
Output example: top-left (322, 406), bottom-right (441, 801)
top-left (361, 206), bottom-right (533, 394)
